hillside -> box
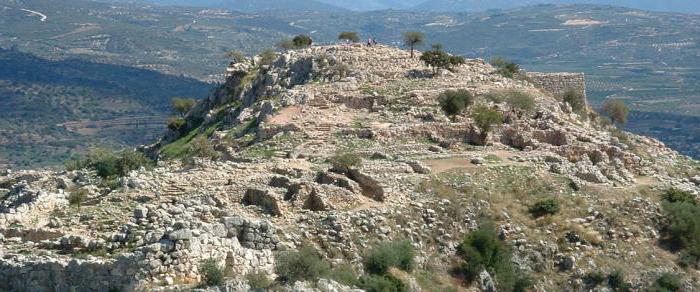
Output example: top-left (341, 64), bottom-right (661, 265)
top-left (1, 1), bottom-right (698, 167)
top-left (0, 48), bottom-right (210, 168)
top-left (413, 0), bottom-right (700, 13)
top-left (1, 44), bottom-right (698, 291)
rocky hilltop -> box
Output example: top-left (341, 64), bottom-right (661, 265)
top-left (1, 44), bottom-right (699, 291)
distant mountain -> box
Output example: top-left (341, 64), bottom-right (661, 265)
top-left (412, 0), bottom-right (700, 14)
top-left (117, 0), bottom-right (346, 12)
top-left (316, 0), bottom-right (423, 11)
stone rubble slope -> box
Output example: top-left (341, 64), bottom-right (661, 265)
top-left (1, 44), bottom-right (699, 291)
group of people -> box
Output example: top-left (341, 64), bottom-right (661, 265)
top-left (366, 37), bottom-right (379, 46)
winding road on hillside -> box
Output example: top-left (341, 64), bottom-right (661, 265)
top-left (20, 8), bottom-right (47, 22)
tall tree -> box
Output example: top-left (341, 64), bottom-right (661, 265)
top-left (402, 31), bottom-right (424, 58)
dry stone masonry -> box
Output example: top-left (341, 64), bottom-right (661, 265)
top-left (1, 44), bottom-right (698, 291)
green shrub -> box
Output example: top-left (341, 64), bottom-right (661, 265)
top-left (275, 246), bottom-right (330, 283)
top-left (65, 148), bottom-right (153, 179)
top-left (490, 57), bottom-right (520, 78)
top-left (661, 199), bottom-right (700, 266)
top-left (338, 31), bottom-right (360, 43)
top-left (188, 136), bottom-right (220, 160)
top-left (471, 105), bottom-right (504, 135)
top-left (328, 263), bottom-right (360, 286)
top-left (506, 90), bottom-right (535, 114)
top-left (439, 89), bottom-right (474, 119)
top-left (484, 90), bottom-right (507, 103)
top-left (246, 271), bottom-right (272, 291)
top-left (329, 152), bottom-right (363, 172)
top-left (357, 274), bottom-right (404, 292)
top-left (363, 240), bottom-right (415, 275)
top-left (562, 89), bottom-right (587, 115)
top-left (420, 49), bottom-right (451, 73)
top-left (167, 117), bottom-right (186, 131)
top-left (68, 189), bottom-right (88, 207)
top-left (292, 35), bottom-right (313, 48)
top-left (450, 55), bottom-right (466, 66)
top-left (513, 273), bottom-right (534, 292)
top-left (457, 221), bottom-right (528, 291)
top-left (583, 271), bottom-right (606, 287)
top-left (200, 259), bottom-right (225, 287)
top-left (649, 273), bottom-right (682, 292)
top-left (608, 269), bottom-right (631, 291)
top-left (528, 198), bottom-right (560, 218)
top-left (663, 188), bottom-right (696, 205)
top-left (258, 49), bottom-right (277, 66)
top-left (225, 50), bottom-right (246, 63)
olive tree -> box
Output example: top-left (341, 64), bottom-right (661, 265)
top-left (601, 99), bottom-right (629, 126)
top-left (402, 31), bottom-right (424, 58)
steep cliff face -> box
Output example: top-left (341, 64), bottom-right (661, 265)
top-left (1, 45), bottom-right (699, 291)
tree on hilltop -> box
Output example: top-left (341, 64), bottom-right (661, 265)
top-left (420, 44), bottom-right (465, 74)
top-left (292, 35), bottom-right (313, 48)
top-left (338, 31), bottom-right (360, 43)
top-left (402, 31), bottom-right (424, 58)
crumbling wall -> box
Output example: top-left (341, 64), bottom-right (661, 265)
top-left (526, 72), bottom-right (586, 99)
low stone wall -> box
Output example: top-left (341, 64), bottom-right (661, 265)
top-left (0, 255), bottom-right (140, 292)
top-left (526, 72), bottom-right (586, 99)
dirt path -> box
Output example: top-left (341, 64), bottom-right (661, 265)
top-left (421, 150), bottom-right (522, 174)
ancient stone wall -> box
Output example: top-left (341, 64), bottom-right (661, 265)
top-left (526, 72), bottom-right (586, 99)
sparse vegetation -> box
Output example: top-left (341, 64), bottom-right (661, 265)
top-left (187, 136), bottom-right (220, 160)
top-left (167, 117), bottom-right (186, 132)
top-left (65, 148), bottom-right (153, 179)
top-left (225, 50), bottom-right (246, 63)
top-left (402, 31), bottom-right (425, 58)
top-left (608, 269), bottom-right (631, 291)
top-left (67, 188), bottom-right (88, 207)
top-left (456, 221), bottom-right (532, 291)
top-left (601, 99), bottom-right (630, 126)
top-left (529, 198), bottom-right (560, 218)
top-left (329, 151), bottom-right (363, 172)
top-left (649, 273), bottom-right (682, 292)
top-left (439, 89), bottom-right (473, 120)
top-left (660, 187), bottom-right (700, 267)
top-left (275, 246), bottom-right (331, 284)
top-left (246, 271), bottom-right (273, 291)
top-left (259, 49), bottom-right (277, 66)
top-left (338, 31), bottom-right (360, 43)
top-left (200, 259), bottom-right (225, 287)
top-left (363, 240), bottom-right (415, 275)
top-left (490, 57), bottom-right (520, 78)
top-left (583, 271), bottom-right (606, 288)
top-left (562, 89), bottom-right (587, 115)
top-left (506, 90), bottom-right (535, 114)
